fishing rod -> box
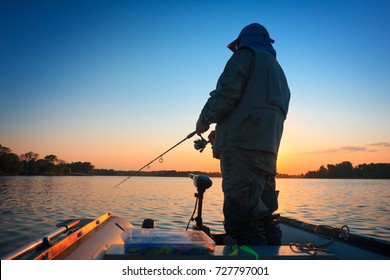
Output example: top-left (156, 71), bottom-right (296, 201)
top-left (113, 131), bottom-right (209, 189)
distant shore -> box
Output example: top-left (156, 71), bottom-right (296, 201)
top-left (1, 144), bottom-right (389, 178)
top-left (1, 170), bottom-right (389, 179)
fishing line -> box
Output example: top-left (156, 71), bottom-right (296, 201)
top-left (112, 131), bottom-right (198, 189)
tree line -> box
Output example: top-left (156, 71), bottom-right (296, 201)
top-left (0, 145), bottom-right (94, 175)
top-left (0, 144), bottom-right (220, 177)
top-left (1, 144), bottom-right (389, 178)
top-left (304, 161), bottom-right (390, 179)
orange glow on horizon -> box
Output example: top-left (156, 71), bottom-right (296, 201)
top-left (7, 134), bottom-right (389, 176)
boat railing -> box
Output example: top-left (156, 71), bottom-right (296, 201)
top-left (1, 219), bottom-right (81, 260)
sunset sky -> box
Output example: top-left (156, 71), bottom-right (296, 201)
top-left (1, 0), bottom-right (389, 175)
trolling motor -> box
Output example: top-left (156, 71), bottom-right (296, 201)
top-left (187, 173), bottom-right (213, 236)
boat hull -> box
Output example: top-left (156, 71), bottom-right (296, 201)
top-left (2, 212), bottom-right (389, 260)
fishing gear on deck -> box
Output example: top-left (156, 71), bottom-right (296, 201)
top-left (113, 131), bottom-right (208, 189)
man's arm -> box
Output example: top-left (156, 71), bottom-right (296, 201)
top-left (197, 48), bottom-right (254, 130)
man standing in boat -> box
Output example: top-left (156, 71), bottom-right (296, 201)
top-left (195, 23), bottom-right (290, 245)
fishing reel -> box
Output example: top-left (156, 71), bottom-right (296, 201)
top-left (194, 135), bottom-right (209, 153)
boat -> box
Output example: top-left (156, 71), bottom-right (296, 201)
top-left (1, 174), bottom-right (389, 260)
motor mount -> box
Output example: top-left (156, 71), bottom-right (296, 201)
top-left (187, 173), bottom-right (213, 237)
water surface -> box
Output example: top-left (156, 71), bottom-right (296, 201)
top-left (0, 176), bottom-right (389, 256)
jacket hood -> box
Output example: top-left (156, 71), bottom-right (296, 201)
top-left (227, 23), bottom-right (276, 57)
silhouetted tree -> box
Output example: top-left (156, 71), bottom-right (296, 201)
top-left (20, 151), bottom-right (39, 175)
top-left (67, 161), bottom-right (95, 175)
top-left (336, 161), bottom-right (354, 178)
top-left (44, 154), bottom-right (59, 165)
top-left (0, 145), bottom-right (12, 154)
top-left (0, 146), bottom-right (22, 175)
top-left (304, 161), bottom-right (390, 179)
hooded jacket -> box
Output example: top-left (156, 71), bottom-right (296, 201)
top-left (198, 45), bottom-right (290, 158)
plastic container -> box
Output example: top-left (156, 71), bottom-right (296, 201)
top-left (123, 228), bottom-right (215, 256)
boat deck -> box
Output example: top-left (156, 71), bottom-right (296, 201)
top-left (58, 215), bottom-right (389, 260)
top-left (2, 213), bottom-right (389, 260)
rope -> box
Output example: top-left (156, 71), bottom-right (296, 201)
top-left (289, 242), bottom-right (331, 256)
top-left (289, 224), bottom-right (350, 256)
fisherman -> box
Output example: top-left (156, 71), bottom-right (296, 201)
top-left (195, 23), bottom-right (290, 245)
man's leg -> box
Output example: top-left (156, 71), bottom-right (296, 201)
top-left (261, 174), bottom-right (282, 245)
top-left (220, 151), bottom-right (269, 245)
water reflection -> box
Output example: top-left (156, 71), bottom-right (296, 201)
top-left (0, 176), bottom-right (389, 256)
top-left (277, 178), bottom-right (390, 240)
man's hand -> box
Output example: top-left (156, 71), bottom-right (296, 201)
top-left (196, 119), bottom-right (209, 136)
top-left (208, 130), bottom-right (215, 145)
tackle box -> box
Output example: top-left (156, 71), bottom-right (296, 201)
top-left (123, 228), bottom-right (215, 256)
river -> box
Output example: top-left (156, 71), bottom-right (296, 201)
top-left (0, 176), bottom-right (389, 256)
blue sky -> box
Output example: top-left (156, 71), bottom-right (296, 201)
top-left (1, 0), bottom-right (389, 174)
